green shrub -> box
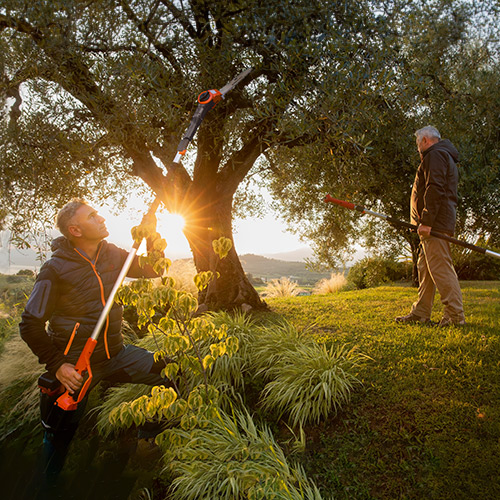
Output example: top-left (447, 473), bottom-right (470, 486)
top-left (6, 275), bottom-right (23, 284)
top-left (452, 239), bottom-right (500, 280)
top-left (0, 273), bottom-right (34, 314)
top-left (347, 256), bottom-right (410, 289)
top-left (157, 409), bottom-right (324, 500)
top-left (16, 269), bottom-right (35, 277)
top-left (95, 383), bottom-right (153, 437)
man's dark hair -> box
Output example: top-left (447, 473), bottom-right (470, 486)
top-left (56, 198), bottom-right (88, 239)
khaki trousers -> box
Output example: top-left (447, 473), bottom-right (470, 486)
top-left (410, 235), bottom-right (465, 322)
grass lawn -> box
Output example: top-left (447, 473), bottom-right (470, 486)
top-left (266, 281), bottom-right (500, 500)
top-left (1, 280), bottom-right (498, 499)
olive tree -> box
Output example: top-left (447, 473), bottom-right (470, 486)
top-left (1, 0), bottom-right (403, 309)
top-left (267, 0), bottom-right (500, 281)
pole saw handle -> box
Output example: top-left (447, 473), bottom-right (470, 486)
top-left (55, 337), bottom-right (97, 411)
top-left (324, 195), bottom-right (356, 210)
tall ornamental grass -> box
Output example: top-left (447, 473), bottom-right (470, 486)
top-left (251, 321), bottom-right (366, 427)
top-left (251, 320), bottom-right (311, 375)
top-left (204, 310), bottom-right (256, 390)
top-left (262, 277), bottom-right (303, 297)
top-left (157, 409), bottom-right (325, 500)
top-left (0, 334), bottom-right (43, 436)
top-left (312, 272), bottom-right (347, 294)
top-left (260, 344), bottom-right (365, 427)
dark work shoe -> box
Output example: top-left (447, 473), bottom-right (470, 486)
top-left (438, 317), bottom-right (466, 327)
top-left (395, 313), bottom-right (431, 324)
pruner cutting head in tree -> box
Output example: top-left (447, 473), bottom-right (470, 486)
top-left (395, 126), bottom-right (465, 327)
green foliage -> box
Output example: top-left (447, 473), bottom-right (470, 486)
top-left (0, 334), bottom-right (43, 436)
top-left (15, 269), bottom-right (35, 277)
top-left (260, 344), bottom-right (365, 427)
top-left (251, 321), bottom-right (366, 427)
top-left (203, 311), bottom-right (256, 392)
top-left (113, 271), bottom-right (240, 430)
top-left (157, 409), bottom-right (324, 500)
top-left (95, 383), bottom-right (153, 437)
top-left (2, 0), bottom-right (498, 309)
top-left (252, 320), bottom-right (311, 376)
top-left (0, 273), bottom-right (34, 315)
top-left (347, 255), bottom-right (410, 289)
top-left (212, 237), bottom-right (233, 260)
top-left (103, 249), bottom-right (363, 497)
top-left (266, 1), bottom-right (500, 270)
top-left (262, 277), bottom-right (304, 298)
top-left (452, 237), bottom-right (500, 280)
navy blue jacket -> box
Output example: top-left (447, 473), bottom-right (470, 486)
top-left (20, 237), bottom-right (156, 374)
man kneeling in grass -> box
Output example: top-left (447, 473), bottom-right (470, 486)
top-left (20, 199), bottom-right (173, 490)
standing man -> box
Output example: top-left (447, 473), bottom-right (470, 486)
top-left (19, 198), bottom-right (172, 488)
top-left (395, 126), bottom-right (465, 326)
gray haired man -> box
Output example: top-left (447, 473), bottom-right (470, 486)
top-left (396, 126), bottom-right (465, 326)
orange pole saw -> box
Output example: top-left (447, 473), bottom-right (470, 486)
top-left (38, 68), bottom-right (253, 410)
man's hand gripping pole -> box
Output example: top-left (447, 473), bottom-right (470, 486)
top-left (55, 338), bottom-right (97, 411)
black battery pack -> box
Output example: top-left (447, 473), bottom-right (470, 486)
top-left (38, 372), bottom-right (62, 394)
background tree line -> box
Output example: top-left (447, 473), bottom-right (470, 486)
top-left (1, 0), bottom-right (499, 309)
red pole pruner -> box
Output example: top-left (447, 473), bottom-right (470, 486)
top-left (324, 194), bottom-right (500, 260)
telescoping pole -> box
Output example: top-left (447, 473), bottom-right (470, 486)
top-left (324, 195), bottom-right (500, 260)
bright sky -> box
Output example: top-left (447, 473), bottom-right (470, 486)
top-left (98, 193), bottom-right (310, 260)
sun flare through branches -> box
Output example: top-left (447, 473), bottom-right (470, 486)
top-left (156, 211), bottom-right (188, 255)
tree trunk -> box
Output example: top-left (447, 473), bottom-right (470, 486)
top-left (182, 189), bottom-right (268, 312)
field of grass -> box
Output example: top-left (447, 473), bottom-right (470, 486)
top-left (267, 281), bottom-right (500, 499)
top-left (1, 280), bottom-right (499, 499)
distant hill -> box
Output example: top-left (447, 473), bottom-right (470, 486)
top-left (0, 234), bottom-right (334, 286)
top-left (240, 253), bottom-right (332, 285)
top-left (262, 247), bottom-right (314, 262)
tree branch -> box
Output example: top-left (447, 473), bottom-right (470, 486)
top-left (218, 132), bottom-right (269, 197)
top-left (0, 11), bottom-right (192, 208)
top-left (118, 0), bottom-right (183, 75)
top-left (159, 0), bottom-right (198, 39)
